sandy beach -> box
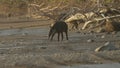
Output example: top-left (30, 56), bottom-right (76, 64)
top-left (0, 19), bottom-right (120, 68)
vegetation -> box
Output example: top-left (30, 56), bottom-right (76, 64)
top-left (0, 0), bottom-right (120, 17)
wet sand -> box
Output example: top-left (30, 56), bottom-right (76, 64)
top-left (0, 19), bottom-right (120, 68)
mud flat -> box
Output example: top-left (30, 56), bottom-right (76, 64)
top-left (0, 20), bottom-right (120, 68)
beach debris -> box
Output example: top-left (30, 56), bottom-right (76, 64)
top-left (95, 42), bottom-right (118, 52)
top-left (87, 39), bottom-right (94, 43)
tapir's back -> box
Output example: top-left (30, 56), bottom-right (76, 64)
top-left (53, 21), bottom-right (68, 32)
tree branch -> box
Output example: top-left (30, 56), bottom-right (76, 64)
top-left (82, 15), bottom-right (120, 30)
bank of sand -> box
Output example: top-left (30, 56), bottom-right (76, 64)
top-left (0, 19), bottom-right (120, 68)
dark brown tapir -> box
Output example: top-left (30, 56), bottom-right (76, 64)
top-left (48, 21), bottom-right (68, 41)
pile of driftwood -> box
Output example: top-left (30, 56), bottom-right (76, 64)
top-left (27, 1), bottom-right (120, 32)
top-left (65, 7), bottom-right (120, 32)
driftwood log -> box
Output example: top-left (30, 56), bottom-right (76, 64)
top-left (82, 15), bottom-right (120, 32)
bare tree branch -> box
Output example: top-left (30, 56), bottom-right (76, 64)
top-left (82, 15), bottom-right (120, 30)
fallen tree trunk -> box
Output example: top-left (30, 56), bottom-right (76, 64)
top-left (82, 15), bottom-right (120, 30)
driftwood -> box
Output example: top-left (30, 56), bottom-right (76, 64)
top-left (65, 12), bottom-right (97, 30)
top-left (27, 1), bottom-right (69, 20)
top-left (82, 15), bottom-right (120, 30)
top-left (27, 2), bottom-right (120, 32)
